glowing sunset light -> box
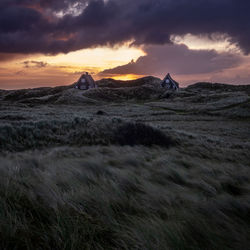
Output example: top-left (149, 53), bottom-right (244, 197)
top-left (0, 45), bottom-right (146, 89)
top-left (105, 74), bottom-right (146, 81)
top-left (0, 0), bottom-right (250, 89)
top-left (35, 45), bottom-right (145, 69)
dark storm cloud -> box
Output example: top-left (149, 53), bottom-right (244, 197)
top-left (0, 53), bottom-right (26, 62)
top-left (0, 0), bottom-right (250, 54)
top-left (100, 44), bottom-right (242, 76)
top-left (22, 60), bottom-right (48, 68)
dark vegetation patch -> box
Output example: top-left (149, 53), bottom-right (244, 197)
top-left (96, 110), bottom-right (107, 115)
top-left (0, 119), bottom-right (173, 152)
top-left (114, 123), bottom-right (173, 147)
top-left (221, 181), bottom-right (246, 196)
top-left (0, 115), bottom-right (27, 121)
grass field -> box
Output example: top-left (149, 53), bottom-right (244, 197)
top-left (0, 79), bottom-right (249, 249)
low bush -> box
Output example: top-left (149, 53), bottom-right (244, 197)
top-left (114, 122), bottom-right (174, 147)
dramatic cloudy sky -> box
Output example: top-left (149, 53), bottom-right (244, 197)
top-left (0, 0), bottom-right (250, 89)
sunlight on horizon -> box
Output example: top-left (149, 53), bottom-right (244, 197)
top-left (105, 74), bottom-right (146, 81)
top-left (0, 44), bottom-right (146, 89)
top-left (35, 44), bottom-right (146, 71)
top-left (0, 37), bottom-right (249, 90)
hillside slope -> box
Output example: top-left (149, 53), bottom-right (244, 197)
top-left (0, 78), bottom-right (250, 249)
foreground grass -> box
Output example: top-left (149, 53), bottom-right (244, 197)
top-left (0, 118), bottom-right (173, 152)
top-left (0, 146), bottom-right (249, 250)
top-left (0, 83), bottom-right (249, 249)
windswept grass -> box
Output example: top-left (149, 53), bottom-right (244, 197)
top-left (0, 147), bottom-right (249, 249)
top-left (0, 82), bottom-right (249, 249)
top-left (0, 118), bottom-right (173, 152)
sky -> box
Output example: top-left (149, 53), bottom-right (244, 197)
top-left (0, 0), bottom-right (250, 89)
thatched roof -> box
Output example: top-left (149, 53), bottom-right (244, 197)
top-left (161, 73), bottom-right (179, 90)
top-left (75, 73), bottom-right (97, 90)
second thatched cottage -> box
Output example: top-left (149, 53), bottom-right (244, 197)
top-left (75, 72), bottom-right (97, 90)
top-left (161, 73), bottom-right (179, 90)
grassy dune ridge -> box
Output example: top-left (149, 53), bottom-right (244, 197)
top-left (0, 79), bottom-right (250, 249)
top-left (0, 118), bottom-right (174, 152)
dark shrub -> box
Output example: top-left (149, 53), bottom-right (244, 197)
top-left (113, 123), bottom-right (173, 147)
top-left (96, 110), bottom-right (106, 115)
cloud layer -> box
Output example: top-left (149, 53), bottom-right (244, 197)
top-left (0, 0), bottom-right (250, 54)
top-left (100, 44), bottom-right (242, 77)
top-left (23, 60), bottom-right (48, 68)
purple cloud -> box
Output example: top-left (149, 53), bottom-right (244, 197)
top-left (0, 0), bottom-right (249, 54)
top-left (100, 44), bottom-right (242, 77)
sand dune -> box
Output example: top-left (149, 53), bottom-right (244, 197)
top-left (0, 78), bottom-right (250, 249)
